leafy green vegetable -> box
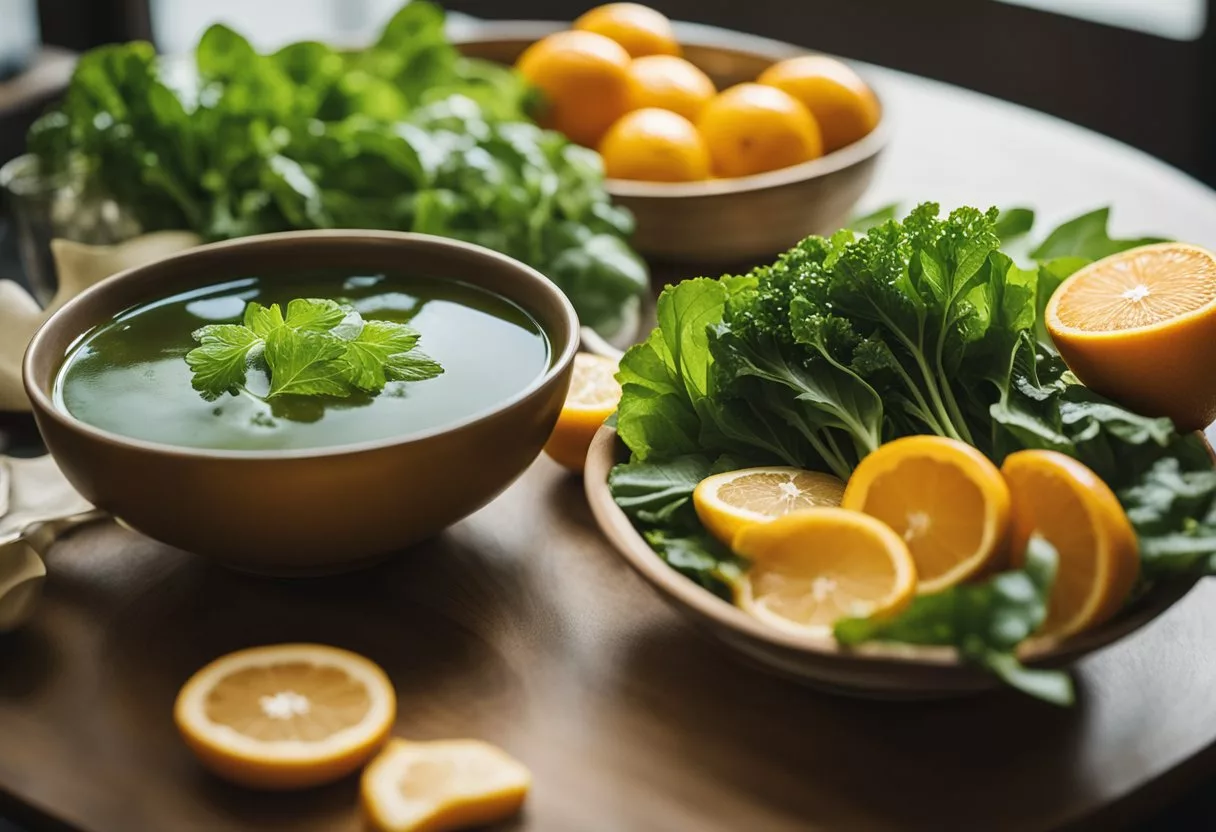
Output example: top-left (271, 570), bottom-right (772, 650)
top-left (186, 297), bottom-right (441, 401)
top-left (1029, 207), bottom-right (1166, 261)
top-left (27, 1), bottom-right (645, 332)
top-left (611, 202), bottom-right (1211, 702)
top-left (609, 454), bottom-right (747, 599)
top-left (836, 537), bottom-right (1072, 705)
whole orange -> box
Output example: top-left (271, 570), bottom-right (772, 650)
top-left (758, 56), bottom-right (880, 153)
top-left (573, 3), bottom-right (680, 58)
top-left (696, 83), bottom-right (823, 178)
top-left (516, 30), bottom-right (634, 147)
top-left (626, 55), bottom-right (716, 122)
top-left (599, 108), bottom-right (711, 182)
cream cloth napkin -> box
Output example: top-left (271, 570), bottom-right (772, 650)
top-left (0, 230), bottom-right (202, 411)
top-left (0, 454), bottom-right (96, 631)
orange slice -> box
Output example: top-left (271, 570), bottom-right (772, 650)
top-left (174, 644), bottom-right (396, 790)
top-left (692, 466), bottom-right (845, 547)
top-left (1046, 242), bottom-right (1216, 430)
top-left (543, 352), bottom-right (622, 472)
top-left (361, 739), bottom-right (531, 832)
top-left (1001, 450), bottom-right (1140, 639)
top-left (841, 435), bottom-right (1011, 593)
top-left (732, 508), bottom-right (917, 637)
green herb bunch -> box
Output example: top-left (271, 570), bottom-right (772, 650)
top-left (27, 2), bottom-right (648, 332)
top-left (610, 204), bottom-right (1216, 702)
top-left (187, 297), bottom-right (442, 402)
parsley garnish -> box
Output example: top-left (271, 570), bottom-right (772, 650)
top-left (185, 298), bottom-right (443, 401)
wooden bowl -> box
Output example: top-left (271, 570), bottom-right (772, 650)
top-left (23, 231), bottom-right (579, 576)
top-left (454, 21), bottom-right (889, 265)
top-left (584, 424), bottom-right (1201, 699)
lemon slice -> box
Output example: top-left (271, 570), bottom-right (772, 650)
top-left (174, 644), bottom-right (396, 790)
top-left (361, 738), bottom-right (532, 832)
top-left (732, 508), bottom-right (917, 637)
top-left (693, 466), bottom-right (846, 546)
top-left (543, 352), bottom-right (622, 472)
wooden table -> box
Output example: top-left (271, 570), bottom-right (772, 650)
top-left (6, 32), bottom-right (1216, 832)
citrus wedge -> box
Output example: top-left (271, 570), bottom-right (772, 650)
top-left (693, 466), bottom-right (846, 546)
top-left (174, 644), bottom-right (395, 790)
top-left (1001, 450), bottom-right (1140, 639)
top-left (841, 435), bottom-right (1011, 593)
top-left (1046, 242), bottom-right (1216, 430)
top-left (732, 508), bottom-right (917, 637)
top-left (543, 352), bottom-right (621, 472)
top-left (361, 738), bottom-right (531, 832)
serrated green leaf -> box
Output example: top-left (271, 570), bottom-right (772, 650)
top-left (263, 327), bottom-right (351, 398)
top-left (284, 297), bottom-right (346, 332)
top-left (386, 349), bottom-right (444, 383)
top-left (244, 302), bottom-right (284, 337)
top-left (184, 324), bottom-right (260, 400)
top-left (342, 319), bottom-right (425, 390)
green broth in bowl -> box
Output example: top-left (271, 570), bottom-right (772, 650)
top-left (54, 272), bottom-right (551, 452)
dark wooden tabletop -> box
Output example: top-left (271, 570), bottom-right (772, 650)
top-left (6, 29), bottom-right (1216, 832)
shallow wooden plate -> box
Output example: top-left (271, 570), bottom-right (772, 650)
top-left (584, 424), bottom-right (1203, 699)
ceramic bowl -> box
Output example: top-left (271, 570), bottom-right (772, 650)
top-left (454, 21), bottom-right (889, 265)
top-left (24, 231), bottom-right (579, 576)
top-left (584, 424), bottom-right (1201, 699)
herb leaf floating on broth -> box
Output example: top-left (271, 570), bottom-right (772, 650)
top-left (611, 203), bottom-right (1216, 702)
top-left (187, 298), bottom-right (442, 401)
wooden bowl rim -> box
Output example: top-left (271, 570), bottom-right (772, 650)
top-left (584, 423), bottom-right (1202, 671)
top-left (451, 20), bottom-right (892, 200)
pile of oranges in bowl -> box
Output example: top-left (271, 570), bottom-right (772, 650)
top-left (516, 3), bottom-right (882, 183)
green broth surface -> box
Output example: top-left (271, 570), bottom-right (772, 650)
top-left (55, 272), bottom-right (551, 451)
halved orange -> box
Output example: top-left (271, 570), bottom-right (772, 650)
top-left (1001, 450), bottom-right (1140, 639)
top-left (543, 352), bottom-right (622, 472)
top-left (692, 466), bottom-right (846, 547)
top-left (174, 644), bottom-right (396, 790)
top-left (732, 508), bottom-right (917, 637)
top-left (1046, 242), bottom-right (1216, 431)
top-left (361, 739), bottom-right (531, 832)
top-left (841, 436), bottom-right (1011, 593)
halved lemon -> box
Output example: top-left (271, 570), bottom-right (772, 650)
top-left (693, 466), bottom-right (846, 547)
top-left (361, 738), bottom-right (531, 832)
top-left (1001, 450), bottom-right (1140, 639)
top-left (841, 435), bottom-right (1011, 593)
top-left (732, 508), bottom-right (917, 637)
top-left (174, 644), bottom-right (396, 790)
top-left (1046, 242), bottom-right (1216, 430)
top-left (543, 352), bottom-right (622, 472)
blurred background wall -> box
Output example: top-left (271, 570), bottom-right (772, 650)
top-left (3, 0), bottom-right (1214, 183)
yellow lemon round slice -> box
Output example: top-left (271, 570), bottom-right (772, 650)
top-left (361, 738), bottom-right (532, 832)
top-left (732, 508), bottom-right (917, 638)
top-left (174, 644), bottom-right (396, 790)
top-left (693, 466), bottom-right (846, 547)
